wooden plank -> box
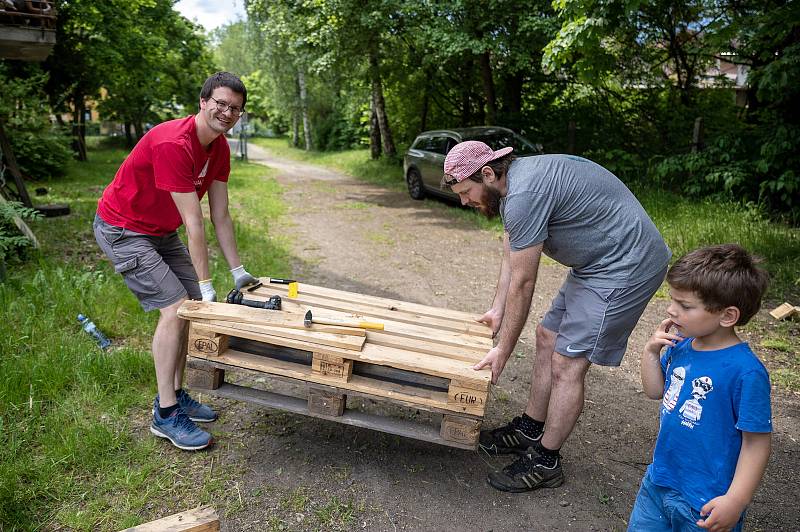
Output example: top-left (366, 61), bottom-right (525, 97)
top-left (190, 320), bottom-right (491, 386)
top-left (260, 279), bottom-right (482, 322)
top-left (207, 382), bottom-right (476, 450)
top-left (0, 193), bottom-right (38, 248)
top-left (119, 506), bottom-right (219, 532)
top-left (198, 318), bottom-right (365, 351)
top-left (239, 296), bottom-right (492, 351)
top-left (769, 302), bottom-right (799, 320)
top-left (365, 330), bottom-right (486, 363)
top-left (227, 336), bottom-right (450, 391)
top-left (440, 415), bottom-right (482, 447)
top-left (189, 349), bottom-right (484, 416)
top-left (178, 301), bottom-right (365, 336)
top-left (253, 285), bottom-right (493, 338)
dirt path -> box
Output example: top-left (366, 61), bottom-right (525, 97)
top-left (215, 142), bottom-right (800, 531)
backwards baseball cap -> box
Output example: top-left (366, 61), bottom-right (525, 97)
top-left (443, 140), bottom-right (514, 185)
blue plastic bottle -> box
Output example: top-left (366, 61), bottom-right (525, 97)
top-left (77, 314), bottom-right (112, 350)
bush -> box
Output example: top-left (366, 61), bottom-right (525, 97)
top-left (8, 129), bottom-right (72, 180)
top-left (652, 125), bottom-right (800, 223)
top-left (1, 62), bottom-right (74, 180)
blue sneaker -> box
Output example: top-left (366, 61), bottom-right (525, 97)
top-left (176, 389), bottom-right (218, 422)
top-left (150, 399), bottom-right (213, 451)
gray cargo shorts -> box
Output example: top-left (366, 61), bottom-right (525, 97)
top-left (541, 266), bottom-right (668, 367)
top-left (93, 214), bottom-right (201, 311)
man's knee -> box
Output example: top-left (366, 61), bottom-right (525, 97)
top-left (550, 352), bottom-right (590, 384)
top-left (536, 324), bottom-right (557, 350)
top-left (158, 297), bottom-right (187, 323)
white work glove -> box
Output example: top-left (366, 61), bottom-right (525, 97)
top-left (231, 265), bottom-right (258, 290)
top-left (198, 279), bottom-right (216, 302)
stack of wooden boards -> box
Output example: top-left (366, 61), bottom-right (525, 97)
top-left (178, 280), bottom-right (494, 449)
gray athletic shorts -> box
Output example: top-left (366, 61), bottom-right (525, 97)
top-left (93, 214), bottom-right (201, 312)
top-left (540, 266), bottom-right (667, 366)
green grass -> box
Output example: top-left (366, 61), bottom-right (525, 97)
top-left (635, 190), bottom-right (800, 302)
top-left (0, 145), bottom-right (291, 529)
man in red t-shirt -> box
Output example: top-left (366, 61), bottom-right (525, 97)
top-left (94, 72), bottom-right (258, 451)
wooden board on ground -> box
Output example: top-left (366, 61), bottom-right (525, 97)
top-left (770, 302), bottom-right (799, 320)
top-left (180, 281), bottom-right (493, 449)
top-left (119, 506), bottom-right (218, 532)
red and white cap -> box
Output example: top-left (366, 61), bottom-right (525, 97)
top-left (443, 141), bottom-right (513, 183)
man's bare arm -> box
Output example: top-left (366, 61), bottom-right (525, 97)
top-left (495, 243), bottom-right (542, 355)
top-left (478, 232), bottom-right (513, 333)
top-left (171, 191), bottom-right (209, 280)
top-left (207, 179), bottom-right (243, 270)
top-left (474, 243), bottom-right (542, 383)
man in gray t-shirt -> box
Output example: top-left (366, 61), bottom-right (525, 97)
top-left (442, 141), bottom-right (670, 493)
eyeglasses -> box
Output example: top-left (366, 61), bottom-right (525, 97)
top-left (208, 96), bottom-right (244, 117)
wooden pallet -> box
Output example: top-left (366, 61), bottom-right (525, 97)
top-left (179, 280), bottom-right (493, 449)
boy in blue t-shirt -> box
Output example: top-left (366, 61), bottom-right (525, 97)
top-left (629, 244), bottom-right (772, 532)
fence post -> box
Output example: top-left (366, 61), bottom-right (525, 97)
top-left (692, 117), bottom-right (704, 153)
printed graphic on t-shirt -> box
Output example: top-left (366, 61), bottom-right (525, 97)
top-left (194, 159), bottom-right (209, 187)
top-left (678, 376), bottom-right (714, 428)
top-left (662, 366), bottom-right (686, 412)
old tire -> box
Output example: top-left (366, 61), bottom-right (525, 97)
top-left (35, 203), bottom-right (71, 217)
top-left (406, 168), bottom-right (426, 200)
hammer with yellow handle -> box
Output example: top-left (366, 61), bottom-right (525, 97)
top-left (303, 309), bottom-right (384, 330)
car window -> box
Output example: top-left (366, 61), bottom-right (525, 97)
top-left (427, 136), bottom-right (449, 155)
top-left (444, 138), bottom-right (458, 154)
top-left (411, 137), bottom-right (427, 150)
top-left (468, 131), bottom-right (541, 156)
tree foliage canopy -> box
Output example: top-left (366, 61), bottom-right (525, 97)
top-left (214, 0), bottom-right (798, 220)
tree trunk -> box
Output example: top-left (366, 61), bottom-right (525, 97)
top-left (292, 112), bottom-right (299, 147)
top-left (368, 43), bottom-right (396, 157)
top-left (297, 67), bottom-right (312, 151)
top-left (133, 121), bottom-right (144, 142)
top-left (420, 92), bottom-right (429, 133)
top-left (504, 72), bottom-right (523, 115)
top-left (420, 79), bottom-right (430, 133)
top-left (124, 122), bottom-right (134, 148)
top-left (369, 103), bottom-right (381, 160)
top-left (568, 120), bottom-right (576, 154)
top-left (72, 90), bottom-right (87, 161)
top-left (479, 51), bottom-right (497, 125)
top-left (460, 58), bottom-right (473, 126)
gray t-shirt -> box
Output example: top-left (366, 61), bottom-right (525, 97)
top-left (501, 155), bottom-right (671, 287)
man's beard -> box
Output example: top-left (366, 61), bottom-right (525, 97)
top-left (475, 183), bottom-right (501, 219)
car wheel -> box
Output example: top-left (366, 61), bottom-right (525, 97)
top-left (406, 168), bottom-right (426, 200)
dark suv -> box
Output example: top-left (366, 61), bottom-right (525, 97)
top-left (403, 127), bottom-right (543, 201)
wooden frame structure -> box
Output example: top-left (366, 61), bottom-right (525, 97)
top-left (179, 280), bottom-right (493, 449)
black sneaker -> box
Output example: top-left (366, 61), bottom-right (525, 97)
top-left (487, 449), bottom-right (564, 493)
top-left (479, 416), bottom-right (543, 455)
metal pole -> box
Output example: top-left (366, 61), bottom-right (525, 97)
top-left (239, 114), bottom-right (248, 161)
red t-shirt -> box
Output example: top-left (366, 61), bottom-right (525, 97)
top-left (97, 116), bottom-right (230, 236)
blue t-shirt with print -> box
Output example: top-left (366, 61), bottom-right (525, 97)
top-left (648, 338), bottom-right (772, 511)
